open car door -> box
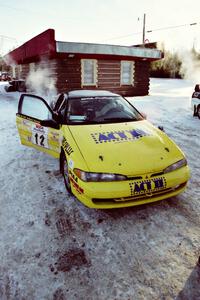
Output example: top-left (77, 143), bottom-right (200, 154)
top-left (16, 94), bottom-right (61, 158)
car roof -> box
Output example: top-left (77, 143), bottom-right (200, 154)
top-left (67, 90), bottom-right (119, 98)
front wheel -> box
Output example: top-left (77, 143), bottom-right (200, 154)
top-left (197, 106), bottom-right (200, 119)
top-left (60, 152), bottom-right (72, 193)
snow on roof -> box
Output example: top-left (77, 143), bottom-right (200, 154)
top-left (68, 90), bottom-right (119, 98)
top-left (56, 41), bottom-right (162, 60)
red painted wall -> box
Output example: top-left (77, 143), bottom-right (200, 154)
top-left (7, 29), bottom-right (56, 64)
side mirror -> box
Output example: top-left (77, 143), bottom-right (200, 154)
top-left (40, 119), bottom-right (60, 129)
top-left (54, 93), bottom-right (66, 112)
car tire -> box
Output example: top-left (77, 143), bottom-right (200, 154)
top-left (197, 105), bottom-right (200, 119)
top-left (60, 151), bottom-right (72, 194)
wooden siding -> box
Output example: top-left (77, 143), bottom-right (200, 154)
top-left (98, 60), bottom-right (120, 90)
top-left (20, 64), bottom-right (30, 79)
top-left (17, 60), bottom-right (57, 80)
top-left (56, 59), bottom-right (81, 93)
top-left (133, 61), bottom-right (150, 96)
top-left (95, 60), bottom-right (149, 96)
top-left (17, 59), bottom-right (58, 92)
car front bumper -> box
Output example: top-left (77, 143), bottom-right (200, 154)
top-left (69, 165), bottom-right (190, 209)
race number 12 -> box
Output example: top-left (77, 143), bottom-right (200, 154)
top-left (32, 125), bottom-right (49, 148)
top-left (34, 133), bottom-right (45, 146)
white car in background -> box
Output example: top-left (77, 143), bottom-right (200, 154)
top-left (191, 84), bottom-right (200, 119)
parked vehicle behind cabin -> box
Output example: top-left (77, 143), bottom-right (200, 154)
top-left (4, 80), bottom-right (27, 92)
top-left (0, 72), bottom-right (11, 81)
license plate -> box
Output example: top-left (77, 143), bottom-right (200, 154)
top-left (129, 177), bottom-right (167, 196)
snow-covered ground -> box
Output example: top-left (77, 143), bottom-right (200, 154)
top-left (0, 78), bottom-right (199, 300)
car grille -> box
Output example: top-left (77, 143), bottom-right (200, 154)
top-left (92, 182), bottom-right (187, 205)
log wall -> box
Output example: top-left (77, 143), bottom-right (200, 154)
top-left (55, 58), bottom-right (150, 96)
top-left (17, 57), bottom-right (150, 96)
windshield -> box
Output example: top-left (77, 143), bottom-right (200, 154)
top-left (66, 96), bottom-right (143, 125)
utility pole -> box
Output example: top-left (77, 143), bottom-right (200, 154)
top-left (142, 13), bottom-right (146, 46)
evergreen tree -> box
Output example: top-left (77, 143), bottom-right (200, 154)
top-left (150, 44), bottom-right (182, 78)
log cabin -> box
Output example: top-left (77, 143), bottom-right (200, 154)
top-left (6, 29), bottom-right (163, 96)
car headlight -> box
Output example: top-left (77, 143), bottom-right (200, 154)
top-left (74, 169), bottom-right (127, 182)
top-left (164, 158), bottom-right (187, 173)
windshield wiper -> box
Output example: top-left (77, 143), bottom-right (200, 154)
top-left (102, 117), bottom-right (137, 122)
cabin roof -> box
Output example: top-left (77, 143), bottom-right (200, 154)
top-left (6, 29), bottom-right (163, 64)
top-left (56, 41), bottom-right (162, 60)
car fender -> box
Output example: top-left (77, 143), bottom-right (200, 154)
top-left (60, 125), bottom-right (89, 174)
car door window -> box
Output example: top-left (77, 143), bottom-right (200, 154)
top-left (21, 95), bottom-right (51, 120)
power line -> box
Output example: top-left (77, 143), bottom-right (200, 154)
top-left (99, 21), bottom-right (199, 43)
top-left (99, 31), bottom-right (143, 43)
top-left (147, 22), bottom-right (198, 33)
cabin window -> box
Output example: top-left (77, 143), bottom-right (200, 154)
top-left (81, 59), bottom-right (97, 86)
top-left (120, 61), bottom-right (135, 85)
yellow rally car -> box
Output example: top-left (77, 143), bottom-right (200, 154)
top-left (16, 90), bottom-right (190, 209)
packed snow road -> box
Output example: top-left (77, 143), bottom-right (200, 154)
top-left (0, 78), bottom-right (199, 300)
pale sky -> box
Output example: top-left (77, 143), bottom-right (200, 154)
top-left (0, 0), bottom-right (200, 55)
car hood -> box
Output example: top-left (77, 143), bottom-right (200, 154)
top-left (66, 120), bottom-right (184, 175)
